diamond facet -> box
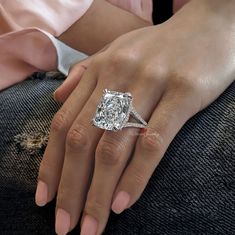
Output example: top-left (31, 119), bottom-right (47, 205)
top-left (92, 90), bottom-right (132, 131)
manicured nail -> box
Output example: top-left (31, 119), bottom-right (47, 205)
top-left (53, 90), bottom-right (58, 101)
top-left (112, 191), bottom-right (130, 214)
top-left (55, 208), bottom-right (71, 235)
top-left (80, 215), bottom-right (98, 235)
top-left (35, 180), bottom-right (48, 207)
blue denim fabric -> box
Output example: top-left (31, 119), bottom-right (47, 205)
top-left (0, 73), bottom-right (235, 234)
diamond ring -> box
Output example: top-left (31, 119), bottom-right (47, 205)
top-left (92, 89), bottom-right (147, 131)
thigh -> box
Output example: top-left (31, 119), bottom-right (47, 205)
top-left (0, 72), bottom-right (63, 235)
top-left (0, 73), bottom-right (234, 234)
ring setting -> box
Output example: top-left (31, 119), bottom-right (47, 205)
top-left (92, 89), bottom-right (147, 131)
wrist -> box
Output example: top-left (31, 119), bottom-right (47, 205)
top-left (59, 0), bottom-right (151, 55)
top-left (192, 0), bottom-right (235, 23)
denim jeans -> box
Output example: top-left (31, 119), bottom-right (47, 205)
top-left (0, 72), bottom-right (235, 235)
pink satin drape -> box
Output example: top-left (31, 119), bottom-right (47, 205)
top-left (0, 0), bottom-right (188, 91)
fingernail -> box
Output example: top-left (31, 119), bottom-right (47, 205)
top-left (53, 90), bottom-right (58, 101)
top-left (35, 180), bottom-right (48, 207)
top-left (112, 191), bottom-right (130, 214)
top-left (80, 215), bottom-right (98, 235)
top-left (55, 208), bottom-right (71, 235)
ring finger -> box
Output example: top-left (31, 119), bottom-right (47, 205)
top-left (80, 83), bottom-right (162, 235)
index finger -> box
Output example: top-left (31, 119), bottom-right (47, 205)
top-left (35, 66), bottom-right (97, 206)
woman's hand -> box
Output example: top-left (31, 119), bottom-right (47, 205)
top-left (36, 0), bottom-right (235, 234)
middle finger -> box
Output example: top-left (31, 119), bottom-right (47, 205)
top-left (80, 84), bottom-right (161, 235)
top-left (55, 89), bottom-right (104, 234)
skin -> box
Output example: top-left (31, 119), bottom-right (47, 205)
top-left (173, 0), bottom-right (189, 12)
top-left (37, 0), bottom-right (235, 234)
top-left (54, 0), bottom-right (151, 100)
top-left (58, 0), bottom-right (151, 55)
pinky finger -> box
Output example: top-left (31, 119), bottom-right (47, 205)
top-left (111, 90), bottom-right (197, 214)
top-left (54, 57), bottom-right (92, 103)
top-left (54, 43), bottom-right (111, 103)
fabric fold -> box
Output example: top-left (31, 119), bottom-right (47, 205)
top-left (0, 28), bottom-right (88, 91)
top-left (0, 0), bottom-right (94, 36)
top-left (0, 0), bottom-right (94, 91)
top-left (0, 0), bottom-right (154, 91)
top-left (43, 31), bottom-right (88, 76)
top-left (0, 29), bottom-right (56, 90)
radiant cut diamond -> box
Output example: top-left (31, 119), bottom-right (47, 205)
top-left (92, 90), bottom-right (132, 131)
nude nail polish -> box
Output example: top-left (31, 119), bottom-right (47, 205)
top-left (35, 180), bottom-right (48, 207)
top-left (56, 208), bottom-right (70, 235)
top-left (112, 191), bottom-right (130, 214)
top-left (80, 215), bottom-right (98, 235)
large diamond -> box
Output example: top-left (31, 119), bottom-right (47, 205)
top-left (93, 90), bottom-right (132, 131)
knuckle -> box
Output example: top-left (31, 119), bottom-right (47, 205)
top-left (169, 73), bottom-right (204, 112)
top-left (171, 73), bottom-right (200, 95)
top-left (70, 62), bottom-right (83, 73)
top-left (141, 62), bottom-right (168, 84)
top-left (140, 129), bottom-right (163, 153)
top-left (66, 123), bottom-right (90, 150)
top-left (132, 167), bottom-right (146, 185)
top-left (96, 138), bottom-right (123, 166)
top-left (85, 197), bottom-right (106, 212)
top-left (108, 50), bottom-right (140, 71)
top-left (141, 68), bottom-right (157, 84)
top-left (89, 54), bottom-right (104, 68)
top-left (51, 110), bottom-right (69, 133)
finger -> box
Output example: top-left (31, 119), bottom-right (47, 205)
top-left (111, 89), bottom-right (196, 214)
top-left (35, 66), bottom-right (97, 207)
top-left (80, 85), bottom-right (162, 235)
top-left (54, 58), bottom-right (91, 103)
top-left (54, 44), bottom-right (111, 103)
top-left (55, 88), bottom-right (105, 234)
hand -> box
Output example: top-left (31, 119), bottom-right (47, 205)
top-left (36, 0), bottom-right (235, 234)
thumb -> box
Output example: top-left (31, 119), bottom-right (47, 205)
top-left (53, 56), bottom-right (91, 103)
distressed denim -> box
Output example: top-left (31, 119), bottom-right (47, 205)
top-left (0, 73), bottom-right (235, 235)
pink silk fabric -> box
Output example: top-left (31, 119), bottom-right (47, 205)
top-left (0, 0), bottom-right (187, 91)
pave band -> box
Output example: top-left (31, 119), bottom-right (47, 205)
top-left (92, 89), bottom-right (147, 131)
top-left (124, 105), bottom-right (147, 129)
